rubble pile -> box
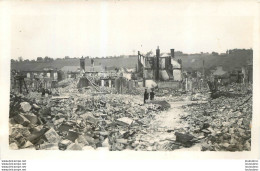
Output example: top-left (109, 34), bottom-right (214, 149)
top-left (9, 93), bottom-right (51, 149)
top-left (9, 92), bottom-right (167, 151)
top-left (57, 78), bottom-right (79, 94)
top-left (57, 78), bottom-right (77, 88)
top-left (156, 88), bottom-right (182, 97)
top-left (154, 88), bottom-right (208, 102)
top-left (219, 82), bottom-right (253, 93)
top-left (9, 78), bottom-right (253, 152)
top-left (98, 86), bottom-right (117, 94)
top-left (180, 93), bottom-right (252, 151)
top-left (125, 87), bottom-right (144, 95)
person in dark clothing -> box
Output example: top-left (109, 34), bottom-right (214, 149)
top-left (144, 89), bottom-right (149, 104)
top-left (44, 89), bottom-right (52, 96)
top-left (150, 89), bottom-right (155, 100)
top-left (213, 77), bottom-right (218, 91)
top-left (48, 89), bottom-right (52, 95)
top-left (41, 88), bottom-right (46, 97)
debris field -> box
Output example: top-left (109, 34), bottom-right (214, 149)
top-left (9, 79), bottom-right (252, 151)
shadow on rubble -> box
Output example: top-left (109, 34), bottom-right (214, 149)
top-left (146, 100), bottom-right (171, 110)
top-left (210, 91), bottom-right (246, 99)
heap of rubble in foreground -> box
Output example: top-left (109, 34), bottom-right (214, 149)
top-left (9, 91), bottom-right (169, 151)
top-left (179, 89), bottom-right (252, 151)
top-left (9, 82), bottom-right (253, 151)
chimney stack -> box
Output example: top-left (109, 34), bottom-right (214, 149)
top-left (137, 51), bottom-right (140, 72)
top-left (91, 59), bottom-right (94, 67)
top-left (80, 57), bottom-right (85, 71)
top-left (170, 49), bottom-right (175, 58)
top-left (156, 46), bottom-right (160, 81)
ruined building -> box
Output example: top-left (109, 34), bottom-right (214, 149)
top-left (137, 47), bottom-right (182, 88)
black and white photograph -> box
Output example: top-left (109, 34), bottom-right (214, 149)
top-left (1, 0), bottom-right (259, 158)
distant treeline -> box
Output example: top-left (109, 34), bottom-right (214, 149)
top-left (11, 48), bottom-right (253, 72)
top-left (11, 55), bottom-right (137, 63)
top-left (175, 49), bottom-right (253, 73)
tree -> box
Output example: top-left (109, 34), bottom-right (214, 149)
top-left (18, 56), bottom-right (23, 62)
top-left (44, 56), bottom-right (54, 62)
top-left (37, 57), bottom-right (43, 62)
top-left (146, 50), bottom-right (154, 57)
top-left (212, 52), bottom-right (219, 56)
top-left (175, 51), bottom-right (183, 56)
top-left (44, 56), bottom-right (49, 62)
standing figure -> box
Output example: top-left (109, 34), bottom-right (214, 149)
top-left (150, 89), bottom-right (155, 100)
top-left (213, 77), bottom-right (218, 91)
top-left (144, 89), bottom-right (149, 104)
top-left (41, 88), bottom-right (46, 97)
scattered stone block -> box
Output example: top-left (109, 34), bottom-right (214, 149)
top-left (116, 139), bottom-right (128, 144)
top-left (32, 104), bottom-right (40, 110)
top-left (20, 102), bottom-right (31, 112)
top-left (54, 118), bottom-right (65, 126)
top-left (22, 141), bottom-right (34, 149)
top-left (44, 128), bottom-right (60, 143)
top-left (100, 131), bottom-right (108, 136)
top-left (83, 135), bottom-right (95, 145)
top-left (102, 138), bottom-right (109, 147)
top-left (201, 129), bottom-right (211, 134)
top-left (9, 143), bottom-right (19, 150)
top-left (58, 123), bottom-right (73, 132)
top-left (67, 143), bottom-right (82, 150)
top-left (245, 140), bottom-right (251, 151)
top-left (85, 116), bottom-right (98, 125)
top-left (76, 135), bottom-right (89, 146)
top-left (9, 118), bottom-right (16, 125)
top-left (40, 143), bottom-right (59, 150)
top-left (15, 135), bottom-right (27, 148)
top-left (51, 96), bottom-right (69, 100)
top-left (28, 129), bottom-right (46, 144)
top-left (65, 131), bottom-right (79, 142)
top-left (116, 117), bottom-right (133, 126)
top-left (23, 113), bottom-right (38, 125)
top-left (58, 139), bottom-right (72, 150)
top-left (13, 114), bottom-right (30, 126)
top-left (175, 132), bottom-right (195, 147)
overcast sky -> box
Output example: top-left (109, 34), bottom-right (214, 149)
top-left (6, 1), bottom-right (257, 60)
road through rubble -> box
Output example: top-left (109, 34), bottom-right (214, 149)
top-left (134, 101), bottom-right (206, 151)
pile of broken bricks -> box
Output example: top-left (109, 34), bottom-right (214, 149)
top-left (9, 93), bottom-right (166, 151)
top-left (179, 91), bottom-right (252, 151)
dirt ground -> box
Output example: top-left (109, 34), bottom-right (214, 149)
top-left (133, 100), bottom-right (207, 151)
